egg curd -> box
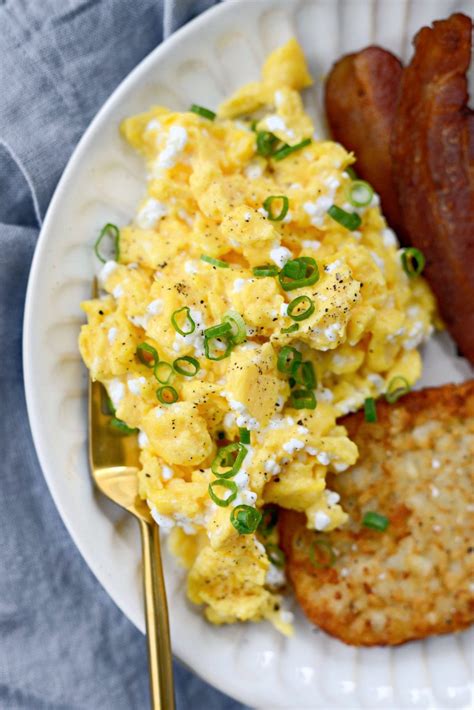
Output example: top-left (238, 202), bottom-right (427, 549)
top-left (79, 39), bottom-right (436, 634)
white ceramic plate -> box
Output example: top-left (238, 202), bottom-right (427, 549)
top-left (24, 1), bottom-right (474, 707)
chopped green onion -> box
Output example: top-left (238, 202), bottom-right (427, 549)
top-left (281, 323), bottom-right (299, 334)
top-left (401, 247), bottom-right (425, 277)
top-left (278, 256), bottom-right (319, 291)
top-left (204, 322), bottom-right (232, 340)
top-left (253, 265), bottom-right (280, 278)
top-left (190, 104), bottom-right (216, 120)
top-left (204, 335), bottom-right (233, 361)
top-left (208, 479), bottom-right (238, 507)
top-left (110, 417), bottom-right (138, 435)
top-left (239, 427), bottom-right (251, 444)
top-left (263, 195), bottom-right (289, 222)
top-left (292, 360), bottom-right (316, 389)
top-left (258, 504), bottom-right (279, 537)
top-left (290, 388), bottom-right (317, 410)
top-left (223, 310), bottom-right (247, 344)
top-left (136, 342), bottom-right (159, 369)
top-left (156, 385), bottom-right (178, 404)
top-left (345, 166), bottom-right (358, 180)
top-left (256, 131), bottom-right (278, 156)
top-left (273, 137), bottom-right (312, 161)
top-left (385, 376), bottom-right (410, 404)
top-left (171, 306), bottom-right (196, 336)
top-left (211, 442), bottom-right (247, 479)
top-left (364, 397), bottom-right (377, 422)
top-left (362, 511), bottom-right (389, 532)
top-left (200, 254), bottom-right (229, 268)
top-left (94, 223), bottom-right (120, 263)
top-left (277, 346), bottom-right (302, 374)
top-left (309, 538), bottom-right (336, 568)
top-left (154, 361), bottom-right (173, 384)
top-left (265, 543), bottom-right (286, 568)
top-left (173, 355), bottom-right (200, 377)
top-left (230, 505), bottom-right (262, 535)
top-left (327, 205), bottom-right (362, 231)
top-left (348, 180), bottom-right (374, 207)
top-left (287, 295), bottom-right (315, 322)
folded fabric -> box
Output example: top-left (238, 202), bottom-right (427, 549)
top-left (0, 1), bottom-right (247, 708)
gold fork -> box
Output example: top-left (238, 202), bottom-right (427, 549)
top-left (88, 306), bottom-right (175, 709)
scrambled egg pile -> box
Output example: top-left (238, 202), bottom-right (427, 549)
top-left (79, 40), bottom-right (436, 634)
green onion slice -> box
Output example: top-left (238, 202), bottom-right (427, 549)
top-left (156, 385), bottom-right (178, 404)
top-left (272, 137), bottom-right (311, 161)
top-left (287, 295), bottom-right (315, 322)
top-left (400, 247), bottom-right (425, 278)
top-left (278, 256), bottom-right (319, 291)
top-left (292, 360), bottom-right (316, 389)
top-left (94, 223), bottom-right (120, 263)
top-left (277, 346), bottom-right (302, 374)
top-left (290, 388), bottom-right (317, 410)
top-left (345, 166), bottom-right (358, 180)
top-left (204, 322), bottom-right (232, 340)
top-left (364, 397), bottom-right (377, 422)
top-left (136, 343), bottom-right (159, 369)
top-left (348, 180), bottom-right (374, 207)
top-left (256, 131), bottom-right (279, 157)
top-left (258, 504), bottom-right (279, 537)
top-left (211, 442), bottom-right (247, 479)
top-left (171, 306), bottom-right (196, 336)
top-left (110, 417), bottom-right (138, 435)
top-left (309, 538), bottom-right (336, 568)
top-left (204, 335), bottom-right (233, 361)
top-left (253, 265), bottom-right (280, 278)
top-left (223, 310), bottom-right (247, 344)
top-left (265, 544), bottom-right (286, 568)
top-left (200, 254), bottom-right (229, 268)
top-left (190, 104), bottom-right (216, 120)
top-left (362, 511), bottom-right (389, 532)
top-left (281, 323), bottom-right (299, 334)
top-left (154, 361), bottom-right (173, 384)
top-left (173, 355), bottom-right (200, 377)
top-left (327, 205), bottom-right (362, 231)
top-left (385, 376), bottom-right (410, 404)
top-left (239, 427), bottom-right (251, 444)
top-left (262, 195), bottom-right (289, 222)
top-left (208, 479), bottom-right (238, 507)
top-left (230, 504), bottom-right (262, 535)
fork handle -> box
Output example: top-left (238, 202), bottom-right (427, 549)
top-left (139, 519), bottom-right (175, 710)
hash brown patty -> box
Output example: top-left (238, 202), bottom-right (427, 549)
top-left (279, 381), bottom-right (474, 645)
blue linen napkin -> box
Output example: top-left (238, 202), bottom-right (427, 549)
top-left (0, 1), bottom-right (248, 708)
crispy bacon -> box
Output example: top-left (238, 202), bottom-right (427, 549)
top-left (391, 13), bottom-right (474, 362)
top-left (325, 47), bottom-right (405, 239)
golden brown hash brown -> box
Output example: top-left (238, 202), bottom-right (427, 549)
top-left (279, 381), bottom-right (474, 646)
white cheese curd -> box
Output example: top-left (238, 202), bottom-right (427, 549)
top-left (136, 198), bottom-right (167, 229)
top-left (244, 161), bottom-right (263, 180)
top-left (325, 490), bottom-right (340, 507)
top-left (316, 451), bottom-right (331, 466)
top-left (161, 465), bottom-right (174, 481)
top-left (147, 299), bottom-right (163, 315)
top-left (264, 459), bottom-right (281, 475)
top-left (232, 278), bottom-right (246, 293)
top-left (303, 196), bottom-right (333, 227)
top-left (184, 260), bottom-right (199, 274)
top-left (282, 211), bottom-right (292, 224)
top-left (146, 118), bottom-right (161, 132)
top-left (283, 438), bottom-right (305, 455)
top-left (270, 245), bottom-right (292, 268)
top-left (279, 302), bottom-right (288, 316)
top-left (138, 431), bottom-right (149, 449)
top-left (153, 125), bottom-right (188, 174)
top-left (112, 285), bottom-right (123, 299)
top-left (367, 373), bottom-right (385, 393)
top-left (221, 392), bottom-right (260, 431)
top-left (98, 260), bottom-right (118, 286)
top-left (314, 511), bottom-right (331, 531)
top-left (265, 563), bottom-right (286, 588)
top-left (172, 308), bottom-right (205, 356)
top-left (317, 387), bottom-right (334, 402)
top-left (265, 114), bottom-right (295, 139)
top-left (258, 206), bottom-right (268, 218)
top-left (128, 313), bottom-right (150, 330)
top-left (432, 458), bottom-right (441, 469)
top-left (333, 462), bottom-right (349, 472)
top-left (280, 610), bottom-right (294, 624)
top-left (107, 327), bottom-right (118, 344)
top-left (324, 259), bottom-right (343, 274)
top-left (274, 90), bottom-right (284, 108)
top-left (127, 376), bottom-right (146, 396)
top-left (382, 228), bottom-right (399, 249)
top-left (403, 321), bottom-right (430, 350)
top-left (302, 239), bottom-right (321, 250)
top-left (108, 378), bottom-right (125, 409)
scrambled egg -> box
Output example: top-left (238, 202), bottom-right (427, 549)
top-left (79, 39), bottom-right (436, 634)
